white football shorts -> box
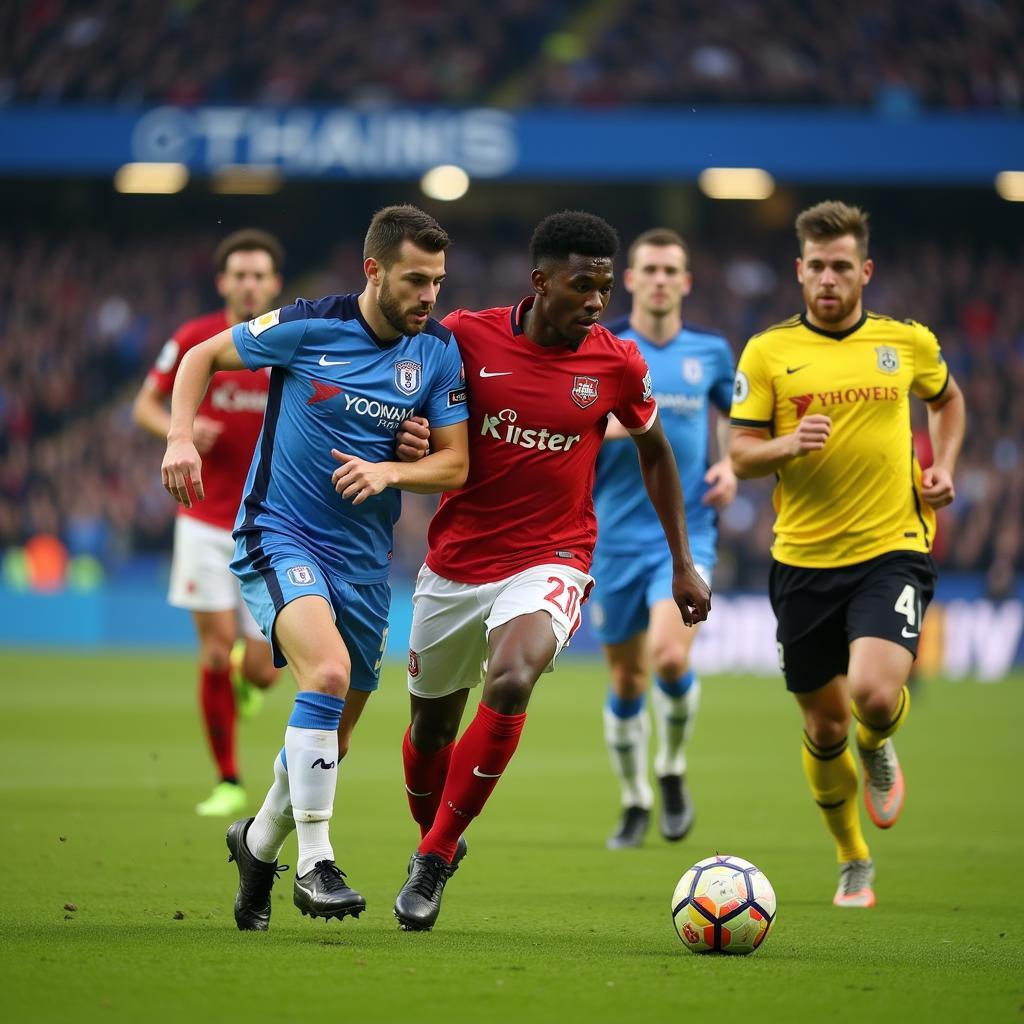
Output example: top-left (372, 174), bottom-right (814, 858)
top-left (407, 562), bottom-right (595, 699)
top-left (168, 515), bottom-right (263, 639)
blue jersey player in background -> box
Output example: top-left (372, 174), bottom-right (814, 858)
top-left (161, 206), bottom-right (469, 929)
top-left (592, 228), bottom-right (736, 849)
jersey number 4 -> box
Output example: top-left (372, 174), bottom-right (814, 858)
top-left (894, 584), bottom-right (922, 638)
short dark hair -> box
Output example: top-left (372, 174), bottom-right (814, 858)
top-left (364, 204), bottom-right (450, 266)
top-left (795, 200), bottom-right (870, 260)
top-left (627, 227), bottom-right (689, 269)
top-left (530, 210), bottom-right (619, 268)
top-left (214, 229), bottom-right (284, 273)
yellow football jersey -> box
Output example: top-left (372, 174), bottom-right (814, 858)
top-left (730, 311), bottom-right (950, 568)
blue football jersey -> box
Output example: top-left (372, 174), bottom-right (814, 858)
top-left (594, 319), bottom-right (734, 557)
top-left (232, 294), bottom-right (468, 583)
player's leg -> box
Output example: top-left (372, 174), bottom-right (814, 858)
top-left (401, 565), bottom-right (487, 839)
top-left (590, 553), bottom-right (654, 848)
top-left (399, 566), bottom-right (590, 929)
top-left (193, 608), bottom-right (247, 816)
top-left (602, 633), bottom-right (654, 848)
top-left (394, 569), bottom-right (490, 930)
top-left (771, 559), bottom-right (873, 907)
top-left (846, 554), bottom-right (936, 829)
top-left (794, 677), bottom-right (875, 908)
top-left (648, 589), bottom-right (703, 841)
top-left (230, 599), bottom-right (278, 720)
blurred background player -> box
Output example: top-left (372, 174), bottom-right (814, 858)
top-left (592, 228), bottom-right (736, 849)
top-left (729, 200), bottom-right (965, 908)
top-left (393, 211), bottom-right (711, 931)
top-left (162, 204), bottom-right (469, 929)
top-left (132, 229), bottom-right (285, 817)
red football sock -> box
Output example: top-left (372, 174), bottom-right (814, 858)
top-left (419, 703), bottom-right (526, 862)
top-left (199, 666), bottom-right (238, 782)
top-left (403, 727), bottom-right (454, 838)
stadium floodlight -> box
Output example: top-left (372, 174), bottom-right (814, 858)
top-left (995, 171), bottom-right (1024, 202)
top-left (210, 166), bottom-right (283, 195)
top-left (114, 162), bottom-right (189, 194)
top-left (698, 168), bottom-right (775, 200)
top-left (421, 165), bottom-right (470, 202)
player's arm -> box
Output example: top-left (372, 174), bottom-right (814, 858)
top-left (729, 416), bottom-right (832, 479)
top-left (161, 329), bottom-right (244, 507)
top-left (920, 374), bottom-right (965, 509)
top-left (133, 376), bottom-right (224, 454)
top-left (631, 418), bottom-right (711, 626)
top-left (702, 413), bottom-right (738, 508)
top-left (330, 421), bottom-right (469, 505)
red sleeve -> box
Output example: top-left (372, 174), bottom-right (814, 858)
top-left (147, 322), bottom-right (200, 395)
top-left (612, 341), bottom-right (658, 434)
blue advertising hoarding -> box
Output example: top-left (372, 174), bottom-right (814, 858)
top-left (4, 105), bottom-right (1022, 182)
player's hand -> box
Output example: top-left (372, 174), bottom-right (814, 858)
top-left (331, 450), bottom-right (396, 505)
top-left (921, 466), bottom-right (955, 508)
top-left (672, 563), bottom-right (711, 627)
top-left (396, 416), bottom-right (430, 462)
top-left (702, 457), bottom-right (737, 509)
top-left (161, 437), bottom-right (204, 508)
top-left (192, 416), bottom-right (225, 454)
top-left (789, 414), bottom-right (831, 457)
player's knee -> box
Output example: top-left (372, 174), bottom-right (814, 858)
top-left (651, 647), bottom-right (689, 683)
top-left (852, 686), bottom-right (898, 726)
top-left (611, 669), bottom-right (647, 700)
top-left (484, 665), bottom-right (535, 714)
top-left (410, 709), bottom-right (460, 752)
top-left (304, 659), bottom-right (350, 697)
top-left (803, 706), bottom-right (850, 748)
top-left (199, 639), bottom-right (232, 671)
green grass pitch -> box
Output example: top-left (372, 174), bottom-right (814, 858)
top-left (1, 651), bottom-right (1021, 1023)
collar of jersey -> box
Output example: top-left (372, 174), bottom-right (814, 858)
top-left (355, 302), bottom-right (405, 350)
top-left (799, 310), bottom-right (868, 341)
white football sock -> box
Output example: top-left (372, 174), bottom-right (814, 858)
top-left (604, 700), bottom-right (653, 810)
top-left (284, 692), bottom-right (344, 877)
top-left (653, 676), bottom-right (701, 778)
top-left (245, 748), bottom-right (295, 864)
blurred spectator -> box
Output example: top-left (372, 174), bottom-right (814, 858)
top-left (1, 0), bottom-right (1020, 110)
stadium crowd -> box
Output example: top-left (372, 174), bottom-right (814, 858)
top-left (3, 0), bottom-right (1020, 111)
top-left (0, 222), bottom-right (1019, 592)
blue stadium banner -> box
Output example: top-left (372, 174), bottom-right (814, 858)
top-left (5, 105), bottom-right (1022, 182)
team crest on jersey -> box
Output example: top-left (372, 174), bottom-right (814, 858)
top-left (875, 346), bottom-right (900, 374)
top-left (395, 360), bottom-right (422, 395)
top-left (408, 650), bottom-right (421, 678)
top-left (682, 358), bottom-right (703, 385)
top-left (733, 370), bottom-right (749, 403)
top-left (248, 308), bottom-right (280, 337)
top-left (570, 375), bottom-right (600, 409)
top-left (286, 565), bottom-right (315, 586)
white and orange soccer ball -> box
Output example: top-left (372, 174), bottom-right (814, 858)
top-left (671, 854), bottom-right (777, 954)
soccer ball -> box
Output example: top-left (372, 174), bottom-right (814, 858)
top-left (671, 854), bottom-right (777, 954)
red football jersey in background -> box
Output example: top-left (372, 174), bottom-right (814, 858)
top-left (148, 310), bottom-right (269, 530)
top-left (427, 297), bottom-right (658, 584)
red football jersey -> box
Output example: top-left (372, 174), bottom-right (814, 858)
top-left (148, 309), bottom-right (269, 530)
top-left (427, 298), bottom-right (658, 584)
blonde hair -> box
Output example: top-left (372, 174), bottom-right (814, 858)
top-left (795, 200), bottom-right (870, 260)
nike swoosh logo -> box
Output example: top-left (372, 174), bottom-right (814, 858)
top-left (405, 785), bottom-right (432, 797)
top-left (479, 368), bottom-right (513, 378)
top-left (319, 355), bottom-right (351, 367)
top-left (786, 364), bottom-right (811, 375)
top-left (472, 765), bottom-right (502, 779)
top-left (901, 627), bottom-right (919, 639)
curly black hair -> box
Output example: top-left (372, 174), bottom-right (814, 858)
top-left (529, 210), bottom-right (619, 268)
